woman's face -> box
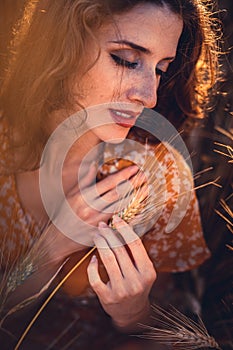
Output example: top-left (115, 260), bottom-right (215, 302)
top-left (71, 3), bottom-right (183, 144)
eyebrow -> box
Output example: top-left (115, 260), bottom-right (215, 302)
top-left (109, 40), bottom-right (175, 61)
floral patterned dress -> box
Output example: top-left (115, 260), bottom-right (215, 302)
top-left (0, 116), bottom-right (211, 349)
top-left (0, 116), bottom-right (210, 292)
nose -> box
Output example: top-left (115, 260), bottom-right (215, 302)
top-left (126, 73), bottom-right (159, 109)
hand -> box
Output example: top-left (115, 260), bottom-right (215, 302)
top-left (67, 162), bottom-right (147, 223)
top-left (87, 216), bottom-right (157, 329)
top-left (54, 162), bottom-right (147, 247)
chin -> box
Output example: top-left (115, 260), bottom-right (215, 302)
top-left (94, 125), bottom-right (130, 144)
top-left (105, 137), bottom-right (127, 144)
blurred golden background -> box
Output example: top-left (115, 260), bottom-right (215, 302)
top-left (0, 1), bottom-right (232, 349)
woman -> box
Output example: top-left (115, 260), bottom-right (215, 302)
top-left (0, 0), bottom-right (219, 348)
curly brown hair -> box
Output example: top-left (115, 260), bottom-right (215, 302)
top-left (0, 0), bottom-right (221, 170)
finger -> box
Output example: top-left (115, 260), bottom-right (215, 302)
top-left (112, 215), bottom-right (140, 243)
top-left (94, 171), bottom-right (148, 213)
top-left (98, 184), bottom-right (136, 214)
top-left (97, 168), bottom-right (147, 201)
top-left (87, 254), bottom-right (108, 295)
top-left (98, 222), bottom-right (125, 248)
top-left (100, 183), bottom-right (149, 220)
top-left (111, 216), bottom-right (151, 272)
top-left (67, 162), bottom-right (97, 197)
top-left (130, 184), bottom-right (149, 204)
top-left (113, 175), bottom-right (148, 201)
top-left (76, 166), bottom-right (143, 216)
top-left (96, 165), bottom-right (139, 195)
top-left (130, 170), bottom-right (148, 188)
top-left (93, 226), bottom-right (125, 283)
top-left (76, 167), bottom-right (139, 215)
top-left (98, 222), bottom-right (139, 277)
top-left (107, 171), bottom-right (147, 198)
top-left (85, 184), bottom-right (137, 216)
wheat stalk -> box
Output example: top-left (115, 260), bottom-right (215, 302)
top-left (215, 126), bottom-right (233, 141)
top-left (110, 144), bottom-right (221, 231)
top-left (0, 221), bottom-right (77, 346)
top-left (214, 142), bottom-right (233, 162)
top-left (214, 127), bottom-right (233, 162)
top-left (214, 127), bottom-right (233, 248)
top-left (138, 304), bottom-right (222, 350)
top-left (59, 331), bottom-right (82, 350)
top-left (0, 221), bottom-right (58, 318)
top-left (215, 198), bottom-right (233, 227)
top-left (0, 260), bottom-right (67, 330)
top-left (109, 150), bottom-right (167, 229)
top-left (215, 198), bottom-right (233, 249)
top-left (0, 237), bottom-right (38, 317)
top-left (0, 222), bottom-right (70, 329)
top-left (7, 141), bottom-right (224, 347)
top-left (45, 315), bottom-right (80, 350)
top-left (13, 246), bottom-right (96, 350)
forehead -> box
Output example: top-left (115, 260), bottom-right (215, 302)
top-left (98, 3), bottom-right (183, 56)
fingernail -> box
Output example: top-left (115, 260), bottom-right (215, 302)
top-left (112, 215), bottom-right (122, 223)
top-left (90, 161), bottom-right (97, 169)
top-left (98, 221), bottom-right (108, 228)
top-left (90, 254), bottom-right (97, 263)
top-left (93, 232), bottom-right (101, 242)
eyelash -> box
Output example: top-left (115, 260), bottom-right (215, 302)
top-left (155, 67), bottom-right (167, 78)
top-left (110, 54), bottom-right (138, 69)
top-left (110, 54), bottom-right (167, 78)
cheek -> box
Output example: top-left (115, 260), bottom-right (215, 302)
top-left (94, 60), bottom-right (124, 98)
top-left (121, 71), bottom-right (151, 94)
top-left (74, 61), bottom-right (124, 104)
top-left (95, 77), bottom-right (122, 102)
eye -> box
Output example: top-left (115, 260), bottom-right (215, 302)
top-left (155, 67), bottom-right (167, 78)
top-left (110, 53), bottom-right (138, 69)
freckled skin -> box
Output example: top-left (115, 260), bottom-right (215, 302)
top-left (68, 3), bottom-right (183, 145)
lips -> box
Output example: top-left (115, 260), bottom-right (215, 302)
top-left (109, 109), bottom-right (140, 128)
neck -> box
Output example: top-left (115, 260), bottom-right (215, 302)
top-left (47, 108), bottom-right (104, 193)
top-left (61, 130), bottom-right (104, 194)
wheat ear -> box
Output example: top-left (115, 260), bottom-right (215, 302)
top-left (0, 221), bottom-right (60, 318)
top-left (14, 246), bottom-right (96, 350)
top-left (138, 304), bottom-right (222, 350)
top-left (111, 156), bottom-right (221, 230)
